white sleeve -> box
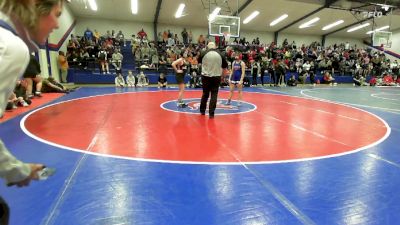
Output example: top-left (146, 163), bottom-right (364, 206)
top-left (0, 28), bottom-right (30, 115)
top-left (0, 139), bottom-right (30, 184)
top-left (0, 28), bottom-right (31, 184)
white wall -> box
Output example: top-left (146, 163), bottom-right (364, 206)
top-left (277, 33), bottom-right (320, 47)
top-left (391, 30), bottom-right (400, 55)
top-left (157, 23), bottom-right (208, 43)
top-left (325, 36), bottom-right (364, 49)
top-left (240, 30), bottom-right (274, 45)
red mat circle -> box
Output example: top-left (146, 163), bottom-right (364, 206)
top-left (22, 91), bottom-right (389, 163)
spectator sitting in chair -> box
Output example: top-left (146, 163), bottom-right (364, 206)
top-left (126, 70), bottom-right (136, 87)
top-left (111, 49), bottom-right (123, 74)
top-left (115, 73), bottom-right (125, 87)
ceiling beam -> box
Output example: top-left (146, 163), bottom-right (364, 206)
top-left (273, 0), bottom-right (338, 44)
top-left (153, 0), bottom-right (163, 42)
top-left (153, 0), bottom-right (163, 24)
top-left (322, 17), bottom-right (372, 37)
top-left (276, 0), bottom-right (338, 33)
top-left (232, 0), bottom-right (253, 16)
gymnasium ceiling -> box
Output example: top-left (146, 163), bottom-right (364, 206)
top-left (67, 0), bottom-right (400, 39)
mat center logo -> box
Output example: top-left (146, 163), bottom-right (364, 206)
top-left (161, 98), bottom-right (257, 115)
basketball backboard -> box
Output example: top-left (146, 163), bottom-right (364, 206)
top-left (209, 15), bottom-right (240, 38)
top-left (373, 31), bottom-right (392, 48)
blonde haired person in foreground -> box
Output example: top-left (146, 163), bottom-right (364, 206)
top-left (0, 0), bottom-right (64, 224)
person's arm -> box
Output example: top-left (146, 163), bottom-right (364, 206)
top-left (220, 52), bottom-right (228, 69)
top-left (171, 58), bottom-right (182, 73)
top-left (240, 61), bottom-right (246, 84)
top-left (0, 140), bottom-right (43, 186)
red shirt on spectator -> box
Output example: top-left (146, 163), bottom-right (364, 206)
top-left (383, 74), bottom-right (394, 84)
top-left (369, 77), bottom-right (377, 85)
top-left (215, 36), bottom-right (220, 46)
top-left (137, 29), bottom-right (147, 39)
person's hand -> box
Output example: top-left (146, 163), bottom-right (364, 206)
top-left (239, 80), bottom-right (243, 85)
top-left (176, 70), bottom-right (183, 73)
top-left (14, 164), bottom-right (44, 187)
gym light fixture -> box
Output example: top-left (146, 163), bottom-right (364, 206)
top-left (88, 0), bottom-right (97, 11)
top-left (347, 23), bottom-right (370, 32)
top-left (299, 17), bottom-right (320, 29)
top-left (131, 0), bottom-right (138, 14)
top-left (366, 25), bottom-right (390, 34)
top-left (243, 11), bottom-right (260, 24)
top-left (270, 14), bottom-right (288, 26)
top-left (175, 3), bottom-right (185, 18)
top-left (209, 7), bottom-right (221, 22)
top-left (322, 20), bottom-right (344, 30)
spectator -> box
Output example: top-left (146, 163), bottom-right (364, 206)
top-left (353, 72), bottom-right (367, 86)
top-left (115, 73), bottom-right (125, 87)
top-left (126, 70), bottom-right (136, 87)
top-left (181, 28), bottom-right (188, 45)
top-left (158, 55), bottom-right (168, 77)
top-left (297, 70), bottom-right (308, 84)
top-left (275, 58), bottom-right (287, 86)
top-left (42, 77), bottom-right (72, 93)
top-left (369, 75), bottom-right (377, 86)
top-left (137, 70), bottom-right (148, 87)
top-left (250, 58), bottom-right (260, 86)
top-left (117, 30), bottom-right (125, 47)
top-left (58, 51), bottom-right (69, 82)
top-left (158, 73), bottom-right (168, 88)
top-left (322, 71), bottom-right (335, 85)
top-left (287, 75), bottom-right (297, 86)
top-left (23, 55), bottom-right (43, 98)
top-left (137, 28), bottom-right (147, 40)
top-left (98, 48), bottom-right (110, 74)
top-left (83, 27), bottom-right (93, 41)
top-left (111, 49), bottom-right (123, 73)
top-left (14, 80), bottom-right (31, 106)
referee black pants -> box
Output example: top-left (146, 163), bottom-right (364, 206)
top-left (200, 75), bottom-right (221, 116)
top-left (0, 196), bottom-right (9, 225)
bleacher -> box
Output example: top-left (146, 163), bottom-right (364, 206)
top-left (66, 40), bottom-right (368, 85)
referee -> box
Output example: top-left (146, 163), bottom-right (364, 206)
top-left (198, 42), bottom-right (228, 118)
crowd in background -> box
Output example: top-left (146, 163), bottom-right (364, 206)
top-left (64, 27), bottom-right (400, 87)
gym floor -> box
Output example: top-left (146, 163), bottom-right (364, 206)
top-left (0, 85), bottom-right (399, 225)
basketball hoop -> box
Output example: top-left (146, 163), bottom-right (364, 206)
top-left (223, 32), bottom-right (231, 45)
top-left (386, 41), bottom-right (392, 49)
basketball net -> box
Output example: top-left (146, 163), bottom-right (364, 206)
top-left (223, 32), bottom-right (231, 45)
